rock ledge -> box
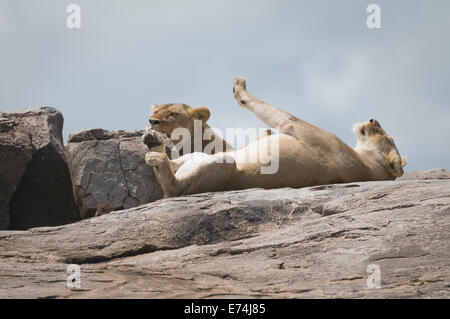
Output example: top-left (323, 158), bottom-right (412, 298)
top-left (0, 172), bottom-right (448, 298)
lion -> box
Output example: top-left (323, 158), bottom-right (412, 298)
top-left (145, 77), bottom-right (406, 198)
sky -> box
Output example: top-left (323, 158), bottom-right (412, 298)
top-left (0, 0), bottom-right (449, 171)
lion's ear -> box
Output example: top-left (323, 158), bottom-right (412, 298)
top-left (151, 104), bottom-right (158, 112)
top-left (190, 107), bottom-right (210, 123)
top-left (401, 156), bottom-right (407, 167)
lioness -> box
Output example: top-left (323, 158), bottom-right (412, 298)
top-left (145, 77), bottom-right (406, 198)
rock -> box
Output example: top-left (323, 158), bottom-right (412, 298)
top-left (0, 107), bottom-right (79, 230)
top-left (397, 168), bottom-right (450, 180)
top-left (66, 129), bottom-right (163, 219)
top-left (0, 128), bottom-right (32, 230)
top-left (0, 176), bottom-right (448, 298)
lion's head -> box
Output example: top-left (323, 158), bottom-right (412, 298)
top-left (147, 103), bottom-right (210, 137)
top-left (143, 103), bottom-right (226, 155)
top-left (353, 119), bottom-right (407, 178)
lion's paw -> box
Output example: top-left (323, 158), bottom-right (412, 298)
top-left (143, 129), bottom-right (164, 150)
top-left (145, 151), bottom-right (168, 167)
top-left (233, 76), bottom-right (249, 107)
top-left (233, 76), bottom-right (247, 91)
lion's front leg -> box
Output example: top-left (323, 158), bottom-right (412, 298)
top-left (145, 151), bottom-right (181, 197)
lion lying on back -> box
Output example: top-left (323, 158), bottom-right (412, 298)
top-left (144, 77), bottom-right (406, 198)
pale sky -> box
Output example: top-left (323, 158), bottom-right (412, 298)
top-left (1, 0), bottom-right (449, 170)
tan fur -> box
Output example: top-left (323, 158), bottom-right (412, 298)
top-left (145, 77), bottom-right (406, 198)
top-left (145, 103), bottom-right (231, 155)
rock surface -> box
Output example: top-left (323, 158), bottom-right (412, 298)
top-left (397, 168), bottom-right (450, 180)
top-left (0, 170), bottom-right (448, 298)
top-left (0, 107), bottom-right (79, 230)
top-left (66, 129), bottom-right (163, 218)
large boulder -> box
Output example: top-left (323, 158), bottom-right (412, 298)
top-left (0, 107), bottom-right (79, 230)
top-left (0, 170), bottom-right (448, 298)
top-left (66, 129), bottom-right (163, 219)
top-left (0, 120), bottom-right (32, 229)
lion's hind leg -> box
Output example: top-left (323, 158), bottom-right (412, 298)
top-left (233, 77), bottom-right (301, 138)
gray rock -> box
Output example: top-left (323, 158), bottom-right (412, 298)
top-left (0, 174), bottom-right (448, 298)
top-left (397, 168), bottom-right (450, 180)
top-left (66, 129), bottom-right (163, 218)
top-left (0, 107), bottom-right (79, 230)
top-left (0, 128), bottom-right (32, 229)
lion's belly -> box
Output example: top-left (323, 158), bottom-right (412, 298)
top-left (231, 133), bottom-right (366, 189)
